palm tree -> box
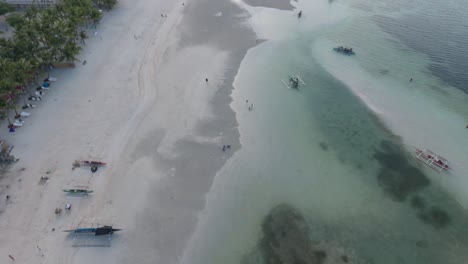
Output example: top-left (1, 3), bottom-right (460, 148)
top-left (12, 58), bottom-right (36, 105)
top-left (60, 41), bottom-right (82, 62)
top-left (0, 78), bottom-right (14, 126)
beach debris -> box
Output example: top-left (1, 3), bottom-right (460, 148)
top-left (8, 254), bottom-right (15, 261)
top-left (39, 176), bottom-right (49, 185)
top-left (298, 10), bottom-right (302, 18)
top-left (0, 141), bottom-right (19, 167)
top-left (248, 104), bottom-right (254, 111)
top-left (91, 166), bottom-right (98, 173)
top-left (214, 12), bottom-right (223, 17)
top-left (55, 208), bottom-right (62, 214)
top-left (206, 78), bottom-right (208, 82)
top-left (72, 160), bottom-right (81, 169)
top-left (65, 204), bottom-right (72, 210)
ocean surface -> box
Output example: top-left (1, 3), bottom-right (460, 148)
top-left (182, 0), bottom-right (468, 263)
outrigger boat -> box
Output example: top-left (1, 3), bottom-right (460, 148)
top-left (414, 147), bottom-right (452, 173)
top-left (63, 189), bottom-right (93, 194)
top-left (76, 160), bottom-right (106, 166)
top-left (333, 46), bottom-right (355, 55)
top-left (64, 225), bottom-right (121, 236)
top-left (281, 75), bottom-right (306, 89)
top-left (73, 160), bottom-right (106, 170)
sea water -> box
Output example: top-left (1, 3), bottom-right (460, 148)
top-left (181, 0), bottom-right (468, 263)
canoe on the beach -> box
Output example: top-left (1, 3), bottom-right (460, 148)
top-left (78, 160), bottom-right (107, 166)
top-left (64, 225), bottom-right (122, 236)
top-left (63, 189), bottom-right (93, 194)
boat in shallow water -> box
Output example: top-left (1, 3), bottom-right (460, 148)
top-left (414, 147), bottom-right (452, 173)
top-left (333, 46), bottom-right (355, 55)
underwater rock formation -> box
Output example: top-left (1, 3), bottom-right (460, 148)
top-left (259, 204), bottom-right (326, 264)
top-left (374, 141), bottom-right (430, 202)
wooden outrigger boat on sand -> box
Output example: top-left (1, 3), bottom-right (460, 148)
top-left (72, 160), bottom-right (107, 171)
top-left (414, 147), bottom-right (452, 173)
top-left (63, 189), bottom-right (93, 195)
top-left (64, 225), bottom-right (121, 236)
top-left (74, 160), bottom-right (106, 167)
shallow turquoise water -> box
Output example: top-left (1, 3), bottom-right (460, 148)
top-left (181, 0), bottom-right (468, 263)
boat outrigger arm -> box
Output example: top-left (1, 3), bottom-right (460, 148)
top-left (64, 225), bottom-right (122, 236)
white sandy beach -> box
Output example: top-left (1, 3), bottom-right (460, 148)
top-left (0, 0), bottom-right (254, 263)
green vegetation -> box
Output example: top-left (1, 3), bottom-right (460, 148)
top-left (0, 0), bottom-right (117, 125)
top-left (5, 13), bottom-right (25, 28)
top-left (0, 2), bottom-right (14, 16)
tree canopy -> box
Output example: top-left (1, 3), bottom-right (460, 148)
top-left (0, 0), bottom-right (116, 123)
top-left (0, 2), bottom-right (14, 16)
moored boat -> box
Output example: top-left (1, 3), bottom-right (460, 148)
top-left (414, 147), bottom-right (452, 173)
top-left (333, 46), bottom-right (355, 55)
